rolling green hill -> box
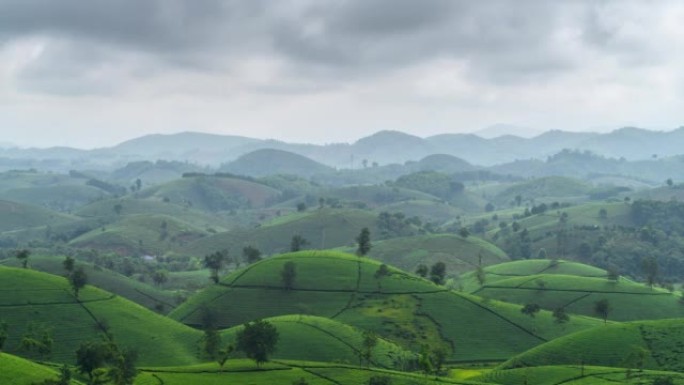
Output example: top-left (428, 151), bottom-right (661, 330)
top-left (69, 214), bottom-right (208, 256)
top-left (138, 175), bottom-right (281, 211)
top-left (182, 209), bottom-right (379, 257)
top-left (480, 365), bottom-right (684, 385)
top-left (0, 266), bottom-right (201, 366)
top-left (459, 259), bottom-right (684, 321)
top-left (221, 148), bottom-right (334, 178)
top-left (134, 359), bottom-right (483, 385)
top-left (381, 199), bottom-right (465, 222)
top-left (171, 251), bottom-right (604, 363)
top-left (0, 353), bottom-right (82, 385)
top-left (0, 199), bottom-right (77, 232)
top-left (0, 184), bottom-right (109, 212)
top-left (361, 234), bottom-right (509, 275)
top-left (1, 255), bottom-right (178, 313)
top-left (500, 319), bottom-right (684, 372)
top-left (493, 176), bottom-right (592, 206)
top-left (219, 315), bottom-right (414, 368)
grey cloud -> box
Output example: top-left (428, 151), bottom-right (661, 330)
top-left (0, 0), bottom-right (673, 95)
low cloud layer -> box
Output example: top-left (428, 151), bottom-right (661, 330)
top-left (1, 0), bottom-right (683, 147)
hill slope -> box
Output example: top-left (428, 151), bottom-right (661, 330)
top-left (221, 149), bottom-right (333, 178)
top-left (171, 251), bottom-right (604, 363)
top-left (0, 266), bottom-right (200, 366)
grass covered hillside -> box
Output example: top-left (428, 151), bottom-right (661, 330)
top-left (221, 148), bottom-right (334, 178)
top-left (362, 234), bottom-right (509, 275)
top-left (0, 266), bottom-right (201, 366)
top-left (460, 259), bottom-right (684, 321)
top-left (493, 176), bottom-right (592, 206)
top-left (69, 214), bottom-right (208, 256)
top-left (479, 365), bottom-right (684, 385)
top-left (182, 209), bottom-right (379, 257)
top-left (219, 315), bottom-right (415, 367)
top-left (0, 353), bottom-right (83, 385)
top-left (171, 251), bottom-right (604, 363)
top-left (137, 175), bottom-right (281, 211)
top-left (1, 255), bottom-right (178, 313)
top-left (500, 319), bottom-right (684, 372)
top-left (459, 259), bottom-right (609, 292)
top-left (134, 359), bottom-right (485, 385)
top-left (0, 199), bottom-right (77, 232)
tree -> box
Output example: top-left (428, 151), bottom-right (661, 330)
top-left (236, 320), bottom-right (279, 366)
top-left (374, 264), bottom-right (390, 290)
top-left (217, 344), bottom-right (234, 368)
top-left (429, 262), bottom-right (446, 285)
top-left (63, 256), bottom-right (75, 274)
top-left (20, 323), bottom-right (53, 360)
top-left (458, 227), bottom-right (470, 238)
top-left (16, 249), bottom-right (30, 268)
top-left (360, 330), bottom-right (378, 367)
top-left (594, 299), bottom-right (611, 324)
top-left (76, 340), bottom-right (108, 384)
top-left (70, 267), bottom-right (88, 299)
top-left (113, 204), bottom-right (123, 215)
top-left (356, 228), bottom-right (371, 256)
top-left (553, 307), bottom-right (569, 324)
top-left (642, 256), bottom-right (659, 288)
top-left (201, 328), bottom-right (221, 360)
top-left (667, 178), bottom-right (674, 188)
top-left (152, 270), bottom-right (168, 287)
top-left (290, 235), bottom-right (309, 252)
top-left (415, 264), bottom-right (428, 278)
top-left (521, 303), bottom-right (541, 318)
top-left (475, 265), bottom-right (486, 286)
top-left (296, 202), bottom-right (307, 212)
top-left (0, 320), bottom-right (7, 351)
top-left (281, 261), bottom-right (297, 290)
top-left (598, 208), bottom-right (608, 220)
top-left (243, 246), bottom-right (262, 265)
top-left (204, 250), bottom-right (227, 284)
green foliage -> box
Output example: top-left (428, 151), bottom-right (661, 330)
top-left (204, 250), bottom-right (227, 284)
top-left (429, 262), bottom-right (446, 285)
top-left (236, 320), bottom-right (279, 366)
top-left (415, 264), bottom-right (428, 278)
top-left (15, 248), bottom-right (30, 268)
top-left (521, 303), bottom-right (541, 318)
top-left (356, 228), bottom-right (372, 256)
top-left (69, 267), bottom-right (88, 298)
top-left (594, 299), bottom-right (611, 323)
top-left (552, 307), bottom-right (569, 324)
top-left (243, 246), bottom-right (262, 265)
top-left (281, 261), bottom-right (297, 290)
top-left (392, 171), bottom-right (464, 200)
top-left (290, 235), bottom-right (309, 252)
top-left (0, 320), bottom-right (8, 351)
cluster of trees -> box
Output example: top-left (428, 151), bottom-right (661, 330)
top-left (415, 262), bottom-right (446, 285)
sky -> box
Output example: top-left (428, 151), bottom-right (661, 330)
top-left (1, 0), bottom-right (684, 149)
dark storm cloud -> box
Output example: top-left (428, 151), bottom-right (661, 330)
top-left (0, 0), bottom-right (659, 94)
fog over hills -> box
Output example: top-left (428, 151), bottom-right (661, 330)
top-left (1, 127), bottom-right (683, 171)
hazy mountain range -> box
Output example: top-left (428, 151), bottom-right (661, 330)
top-left (2, 127), bottom-right (684, 172)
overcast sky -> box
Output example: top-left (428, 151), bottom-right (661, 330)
top-left (1, 0), bottom-right (683, 148)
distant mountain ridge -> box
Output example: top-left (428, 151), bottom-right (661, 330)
top-left (1, 127), bottom-right (684, 170)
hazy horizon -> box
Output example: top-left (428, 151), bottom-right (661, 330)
top-left (2, 1), bottom-right (684, 148)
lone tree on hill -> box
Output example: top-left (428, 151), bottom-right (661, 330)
top-left (70, 268), bottom-right (88, 299)
top-left (152, 270), bottom-right (168, 287)
top-left (0, 320), bottom-right (8, 351)
top-left (16, 249), bottom-right (30, 268)
top-left (281, 261), bottom-right (297, 290)
top-left (243, 246), bottom-right (262, 265)
top-left (429, 262), bottom-right (446, 285)
top-left (459, 227), bottom-right (470, 238)
top-left (204, 250), bottom-right (228, 284)
top-left (641, 256), bottom-right (659, 288)
top-left (415, 264), bottom-right (428, 278)
top-left (594, 299), bottom-right (611, 324)
top-left (521, 303), bottom-right (541, 318)
top-left (360, 330), bottom-right (378, 367)
top-left (236, 319), bottom-right (279, 366)
top-left (290, 235), bottom-right (309, 252)
top-left (63, 256), bottom-right (75, 274)
top-left (475, 265), bottom-right (486, 286)
top-left (553, 307), bottom-right (569, 324)
top-left (356, 228), bottom-right (372, 256)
